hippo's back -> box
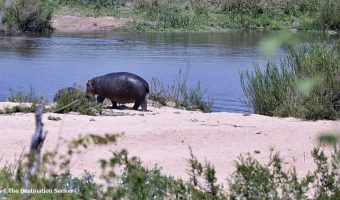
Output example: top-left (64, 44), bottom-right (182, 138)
top-left (101, 72), bottom-right (149, 93)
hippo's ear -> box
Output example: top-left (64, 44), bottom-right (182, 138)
top-left (87, 80), bottom-right (95, 87)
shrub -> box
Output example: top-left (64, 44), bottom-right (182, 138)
top-left (241, 43), bottom-right (340, 120)
top-left (53, 87), bottom-right (102, 115)
top-left (0, 0), bottom-right (53, 33)
top-left (229, 145), bottom-right (340, 199)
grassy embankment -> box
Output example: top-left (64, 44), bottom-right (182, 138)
top-left (52, 0), bottom-right (340, 31)
top-left (1, 0), bottom-right (340, 32)
top-left (51, 0), bottom-right (340, 31)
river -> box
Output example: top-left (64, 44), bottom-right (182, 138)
top-left (0, 31), bottom-right (337, 112)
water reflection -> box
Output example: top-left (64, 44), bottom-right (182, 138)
top-left (0, 36), bottom-right (43, 57)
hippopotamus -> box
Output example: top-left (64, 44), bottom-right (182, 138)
top-left (53, 87), bottom-right (85, 102)
top-left (86, 72), bottom-right (149, 111)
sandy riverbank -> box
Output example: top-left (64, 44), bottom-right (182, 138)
top-left (0, 102), bottom-right (339, 184)
top-left (52, 15), bottom-right (132, 32)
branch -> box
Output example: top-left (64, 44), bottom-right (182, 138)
top-left (24, 108), bottom-right (48, 194)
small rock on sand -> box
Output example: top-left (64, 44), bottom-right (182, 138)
top-left (47, 115), bottom-right (61, 121)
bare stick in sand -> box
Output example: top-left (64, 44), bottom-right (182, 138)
top-left (24, 108), bottom-right (48, 195)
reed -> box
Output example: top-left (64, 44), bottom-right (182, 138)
top-left (241, 43), bottom-right (340, 120)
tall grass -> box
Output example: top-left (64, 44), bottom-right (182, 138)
top-left (241, 43), bottom-right (340, 120)
top-left (317, 0), bottom-right (340, 30)
top-left (1, 87), bottom-right (46, 114)
top-left (7, 86), bottom-right (44, 104)
top-left (149, 70), bottom-right (213, 112)
top-left (57, 0), bottom-right (129, 9)
top-left (132, 0), bottom-right (206, 31)
top-left (0, 0), bottom-right (53, 33)
top-left (220, 0), bottom-right (324, 15)
top-left (135, 0), bottom-right (339, 30)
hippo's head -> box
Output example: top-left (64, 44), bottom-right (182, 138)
top-left (86, 80), bottom-right (96, 97)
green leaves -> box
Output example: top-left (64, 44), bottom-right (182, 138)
top-left (259, 31), bottom-right (296, 58)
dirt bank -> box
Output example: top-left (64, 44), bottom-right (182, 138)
top-left (52, 15), bottom-right (133, 32)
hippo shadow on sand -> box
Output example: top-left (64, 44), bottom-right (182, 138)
top-left (103, 104), bottom-right (144, 111)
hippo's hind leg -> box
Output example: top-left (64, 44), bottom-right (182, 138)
top-left (132, 102), bottom-right (140, 110)
top-left (133, 97), bottom-right (147, 111)
top-left (141, 99), bottom-right (147, 111)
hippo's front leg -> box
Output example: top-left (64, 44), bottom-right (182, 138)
top-left (111, 101), bottom-right (118, 109)
top-left (97, 95), bottom-right (105, 103)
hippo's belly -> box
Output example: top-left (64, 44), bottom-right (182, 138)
top-left (111, 97), bottom-right (136, 104)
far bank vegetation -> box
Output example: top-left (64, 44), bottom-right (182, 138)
top-left (1, 0), bottom-right (340, 32)
top-left (54, 0), bottom-right (340, 31)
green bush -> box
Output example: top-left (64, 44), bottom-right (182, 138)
top-left (229, 145), bottom-right (340, 199)
top-left (241, 43), bottom-right (340, 120)
top-left (53, 87), bottom-right (102, 115)
top-left (0, 0), bottom-right (53, 32)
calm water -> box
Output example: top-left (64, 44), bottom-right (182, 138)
top-left (0, 31), bottom-right (337, 112)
